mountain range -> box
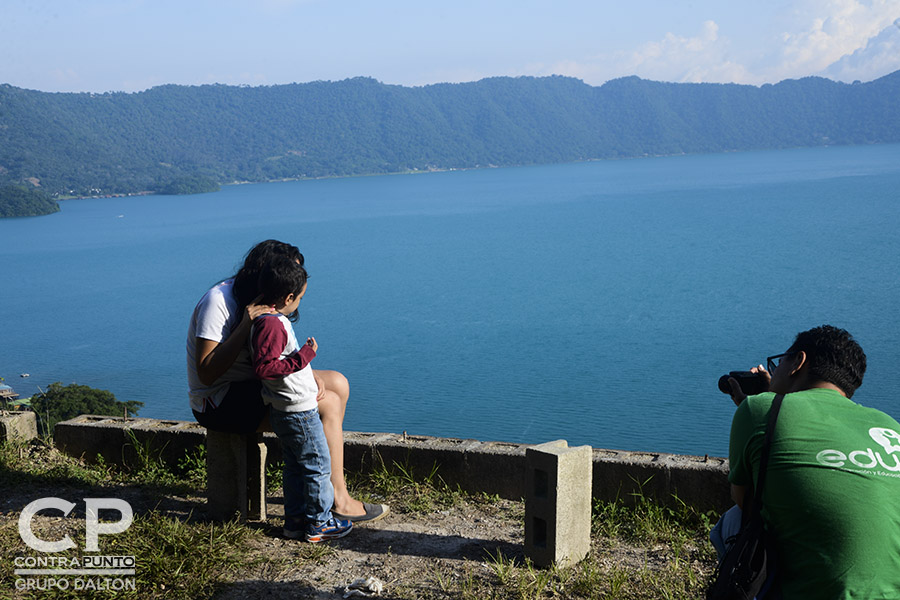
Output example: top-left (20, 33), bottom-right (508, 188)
top-left (1, 71), bottom-right (898, 216)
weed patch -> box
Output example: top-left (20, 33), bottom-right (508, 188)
top-left (352, 456), bottom-right (464, 514)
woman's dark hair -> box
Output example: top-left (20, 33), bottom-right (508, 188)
top-left (232, 240), bottom-right (303, 311)
top-left (788, 325), bottom-right (867, 398)
top-left (257, 256), bottom-right (308, 322)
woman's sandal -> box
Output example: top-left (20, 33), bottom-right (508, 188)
top-left (333, 503), bottom-right (390, 523)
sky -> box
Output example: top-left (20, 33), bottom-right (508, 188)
top-left (1, 0), bottom-right (899, 93)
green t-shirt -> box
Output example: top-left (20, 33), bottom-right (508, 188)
top-left (729, 388), bottom-right (900, 599)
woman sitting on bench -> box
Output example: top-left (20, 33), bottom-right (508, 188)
top-left (186, 239), bottom-right (388, 523)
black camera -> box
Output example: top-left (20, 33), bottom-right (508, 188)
top-left (718, 371), bottom-right (768, 396)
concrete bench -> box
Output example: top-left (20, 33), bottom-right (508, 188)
top-left (206, 430), bottom-right (268, 522)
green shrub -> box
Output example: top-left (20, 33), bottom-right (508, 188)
top-left (30, 382), bottom-right (143, 437)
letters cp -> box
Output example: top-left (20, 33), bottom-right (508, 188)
top-left (18, 497), bottom-right (133, 553)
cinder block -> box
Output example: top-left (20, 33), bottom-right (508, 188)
top-left (207, 431), bottom-right (267, 522)
top-left (525, 440), bottom-right (592, 568)
top-left (0, 411), bottom-right (38, 442)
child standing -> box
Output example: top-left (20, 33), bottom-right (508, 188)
top-left (250, 256), bottom-right (352, 542)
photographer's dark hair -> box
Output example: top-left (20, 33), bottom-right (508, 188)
top-left (257, 256), bottom-right (308, 322)
top-left (788, 325), bottom-right (867, 398)
top-left (232, 239), bottom-right (304, 310)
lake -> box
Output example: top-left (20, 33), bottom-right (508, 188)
top-left (2, 143), bottom-right (899, 457)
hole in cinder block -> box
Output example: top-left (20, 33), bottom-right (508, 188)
top-left (81, 416), bottom-right (111, 423)
top-left (534, 469), bottom-right (549, 498)
top-left (533, 517), bottom-right (547, 548)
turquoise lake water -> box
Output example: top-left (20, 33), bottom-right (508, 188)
top-left (2, 144), bottom-right (899, 457)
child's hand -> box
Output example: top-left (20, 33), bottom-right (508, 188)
top-left (306, 337), bottom-right (318, 353)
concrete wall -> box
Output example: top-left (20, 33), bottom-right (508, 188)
top-left (1, 411), bottom-right (38, 442)
top-left (54, 415), bottom-right (731, 513)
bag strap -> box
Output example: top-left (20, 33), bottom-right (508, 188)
top-left (750, 393), bottom-right (785, 513)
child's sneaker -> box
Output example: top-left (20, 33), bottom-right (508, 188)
top-left (305, 517), bottom-right (352, 543)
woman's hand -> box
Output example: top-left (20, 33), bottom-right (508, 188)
top-left (197, 297), bottom-right (274, 386)
top-left (242, 296), bottom-right (275, 325)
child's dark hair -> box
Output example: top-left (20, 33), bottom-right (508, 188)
top-left (788, 325), bottom-right (867, 398)
top-left (233, 240), bottom-right (304, 311)
top-left (257, 256), bottom-right (308, 322)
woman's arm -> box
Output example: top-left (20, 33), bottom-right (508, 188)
top-left (195, 301), bottom-right (273, 385)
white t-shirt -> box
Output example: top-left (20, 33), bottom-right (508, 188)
top-left (186, 279), bottom-right (256, 412)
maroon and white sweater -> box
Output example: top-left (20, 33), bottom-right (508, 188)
top-left (250, 314), bottom-right (318, 413)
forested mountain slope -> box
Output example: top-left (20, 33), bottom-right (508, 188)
top-left (1, 72), bottom-right (898, 203)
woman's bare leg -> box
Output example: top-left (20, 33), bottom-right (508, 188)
top-left (315, 369), bottom-right (365, 516)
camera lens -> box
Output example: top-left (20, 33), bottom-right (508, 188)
top-left (717, 375), bottom-right (732, 394)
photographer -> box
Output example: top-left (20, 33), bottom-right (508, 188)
top-left (713, 325), bottom-right (900, 598)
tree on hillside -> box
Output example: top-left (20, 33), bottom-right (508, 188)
top-left (30, 382), bottom-right (143, 437)
top-left (0, 185), bottom-right (59, 217)
top-left (155, 174), bottom-right (220, 195)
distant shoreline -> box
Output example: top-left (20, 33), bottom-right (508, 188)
top-left (55, 144), bottom-right (846, 202)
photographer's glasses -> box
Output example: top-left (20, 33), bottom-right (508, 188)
top-left (766, 352), bottom-right (793, 374)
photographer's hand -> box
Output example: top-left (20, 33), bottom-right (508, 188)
top-left (728, 364), bottom-right (771, 406)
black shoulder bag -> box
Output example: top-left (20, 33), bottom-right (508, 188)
top-left (707, 393), bottom-right (784, 600)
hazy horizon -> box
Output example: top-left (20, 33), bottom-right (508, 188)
top-left (2, 1), bottom-right (898, 94)
top-left (6, 67), bottom-right (900, 96)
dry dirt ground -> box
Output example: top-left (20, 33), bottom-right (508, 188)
top-left (223, 495), bottom-right (526, 599)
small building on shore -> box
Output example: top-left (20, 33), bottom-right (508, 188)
top-left (0, 383), bottom-right (20, 402)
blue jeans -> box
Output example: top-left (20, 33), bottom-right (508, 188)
top-left (710, 504), bottom-right (743, 561)
top-left (269, 407), bottom-right (334, 527)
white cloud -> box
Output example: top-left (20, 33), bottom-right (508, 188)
top-left (764, 0), bottom-right (900, 81)
top-left (818, 18), bottom-right (900, 81)
top-left (528, 1), bottom-right (900, 87)
top-left (536, 20), bottom-right (755, 86)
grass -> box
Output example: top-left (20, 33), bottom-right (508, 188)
top-left (257, 453), bottom-right (467, 515)
top-left (0, 437), bottom-right (259, 599)
top-left (438, 505), bottom-right (714, 600)
top-left (410, 474), bottom-right (717, 600)
top-left (0, 438), bottom-right (718, 600)
top-left (112, 513), bottom-right (250, 597)
top-left (347, 454), bottom-right (467, 514)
